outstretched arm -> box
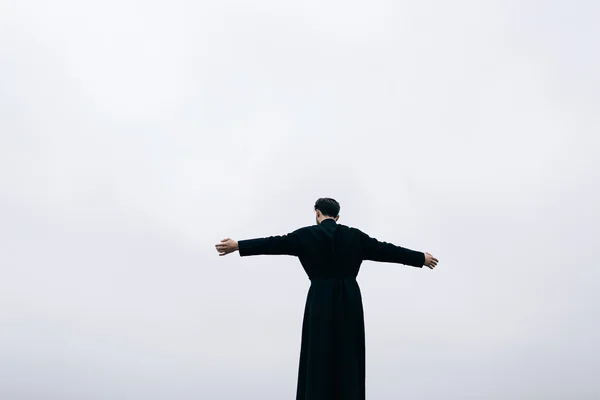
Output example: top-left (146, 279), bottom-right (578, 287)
top-left (215, 231), bottom-right (301, 257)
top-left (358, 230), bottom-right (439, 269)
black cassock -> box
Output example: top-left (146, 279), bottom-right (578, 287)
top-left (237, 219), bottom-right (425, 400)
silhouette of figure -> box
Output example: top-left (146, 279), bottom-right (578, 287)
top-left (216, 198), bottom-right (439, 400)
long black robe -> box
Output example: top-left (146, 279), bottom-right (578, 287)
top-left (237, 219), bottom-right (425, 400)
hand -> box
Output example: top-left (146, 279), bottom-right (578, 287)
top-left (424, 252), bottom-right (439, 269)
top-left (215, 238), bottom-right (239, 256)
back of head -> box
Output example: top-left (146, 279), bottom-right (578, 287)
top-left (314, 197), bottom-right (340, 217)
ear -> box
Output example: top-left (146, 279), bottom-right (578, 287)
top-left (316, 209), bottom-right (321, 218)
top-left (335, 215), bottom-right (339, 221)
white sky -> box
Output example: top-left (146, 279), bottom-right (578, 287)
top-left (1, 0), bottom-right (599, 399)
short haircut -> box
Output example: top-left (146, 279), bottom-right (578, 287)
top-left (314, 198), bottom-right (340, 217)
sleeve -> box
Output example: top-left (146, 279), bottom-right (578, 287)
top-left (238, 230), bottom-right (302, 257)
top-left (358, 230), bottom-right (425, 267)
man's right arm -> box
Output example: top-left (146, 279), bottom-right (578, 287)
top-left (237, 228), bottom-right (305, 257)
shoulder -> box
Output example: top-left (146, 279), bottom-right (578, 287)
top-left (337, 223), bottom-right (361, 232)
top-left (290, 226), bottom-right (312, 235)
top-left (345, 225), bottom-right (371, 240)
top-left (336, 224), bottom-right (367, 236)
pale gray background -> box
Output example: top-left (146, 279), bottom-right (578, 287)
top-left (1, 0), bottom-right (599, 399)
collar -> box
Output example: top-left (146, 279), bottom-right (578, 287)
top-left (320, 218), bottom-right (337, 225)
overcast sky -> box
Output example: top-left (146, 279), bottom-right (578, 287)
top-left (1, 0), bottom-right (599, 399)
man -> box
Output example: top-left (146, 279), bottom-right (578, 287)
top-left (215, 198), bottom-right (439, 400)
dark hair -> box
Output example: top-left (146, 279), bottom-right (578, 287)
top-left (314, 198), bottom-right (340, 217)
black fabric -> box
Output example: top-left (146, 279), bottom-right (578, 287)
top-left (238, 219), bottom-right (425, 400)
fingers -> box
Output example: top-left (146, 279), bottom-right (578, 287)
top-left (425, 253), bottom-right (439, 269)
top-left (216, 239), bottom-right (235, 256)
top-left (217, 248), bottom-right (230, 256)
top-left (216, 239), bottom-right (233, 256)
top-left (215, 244), bottom-right (228, 255)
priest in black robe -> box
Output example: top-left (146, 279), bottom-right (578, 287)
top-left (215, 198), bottom-right (439, 400)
